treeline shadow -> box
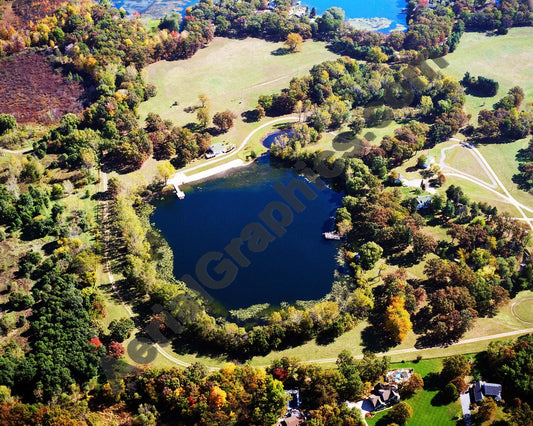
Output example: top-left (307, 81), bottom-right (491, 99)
top-left (361, 323), bottom-right (397, 353)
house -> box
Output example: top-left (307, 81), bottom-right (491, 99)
top-left (375, 383), bottom-right (401, 405)
top-left (416, 195), bottom-right (432, 210)
top-left (470, 381), bottom-right (502, 403)
top-left (279, 411), bottom-right (305, 426)
top-left (363, 383), bottom-right (401, 412)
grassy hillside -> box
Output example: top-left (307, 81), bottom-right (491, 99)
top-left (431, 27), bottom-right (533, 125)
top-left (139, 37), bottom-right (338, 130)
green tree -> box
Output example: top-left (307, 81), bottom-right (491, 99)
top-left (197, 106), bottom-right (210, 128)
top-left (358, 241), bottom-right (383, 270)
top-left (108, 318), bottom-right (135, 342)
top-left (390, 401), bottom-right (413, 425)
top-left (442, 382), bottom-right (459, 402)
top-left (0, 114), bottom-right (17, 135)
top-left (441, 355), bottom-right (470, 382)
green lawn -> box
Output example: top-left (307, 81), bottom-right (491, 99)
top-left (476, 138), bottom-right (533, 210)
top-left (430, 27), bottom-right (533, 125)
top-left (367, 359), bottom-right (462, 426)
top-left (139, 37), bottom-right (338, 145)
top-left (512, 295), bottom-right (533, 323)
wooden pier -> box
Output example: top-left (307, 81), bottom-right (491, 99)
top-left (173, 183), bottom-right (185, 199)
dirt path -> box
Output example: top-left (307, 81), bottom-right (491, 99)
top-left (0, 147), bottom-right (33, 155)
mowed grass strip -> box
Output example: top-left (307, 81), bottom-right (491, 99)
top-left (512, 297), bottom-right (533, 323)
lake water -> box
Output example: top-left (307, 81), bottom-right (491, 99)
top-left (115, 0), bottom-right (406, 32)
top-left (151, 151), bottom-right (343, 310)
top-left (305, 0), bottom-right (407, 32)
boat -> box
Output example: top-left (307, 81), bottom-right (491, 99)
top-left (323, 232), bottom-right (343, 240)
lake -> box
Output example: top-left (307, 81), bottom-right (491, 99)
top-left (151, 152), bottom-right (343, 311)
top-left (114, 0), bottom-right (406, 32)
top-left (305, 0), bottom-right (407, 32)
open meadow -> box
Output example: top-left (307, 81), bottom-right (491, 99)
top-left (139, 37), bottom-right (339, 132)
top-left (430, 27), bottom-right (533, 125)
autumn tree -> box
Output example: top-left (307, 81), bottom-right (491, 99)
top-left (107, 341), bottom-right (125, 359)
top-left (284, 32), bottom-right (303, 52)
top-left (412, 231), bottom-right (437, 259)
top-left (384, 296), bottom-right (412, 343)
top-left (213, 110), bottom-right (236, 132)
top-left (198, 93), bottom-right (209, 108)
top-left (401, 372), bottom-right (424, 395)
top-left (157, 161), bottom-right (175, 183)
top-left (197, 107), bottom-right (210, 128)
top-left (476, 398), bottom-right (497, 423)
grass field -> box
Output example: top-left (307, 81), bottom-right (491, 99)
top-left (476, 138), bottom-right (533, 209)
top-left (139, 37), bottom-right (338, 133)
top-left (367, 359), bottom-right (462, 426)
top-left (512, 296), bottom-right (533, 323)
top-left (430, 27), bottom-right (533, 125)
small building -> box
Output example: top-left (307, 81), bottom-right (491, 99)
top-left (205, 143), bottom-right (226, 159)
top-left (470, 381), bottom-right (502, 403)
top-left (416, 195), bottom-right (432, 210)
top-left (394, 173), bottom-right (407, 186)
top-left (422, 155), bottom-right (435, 169)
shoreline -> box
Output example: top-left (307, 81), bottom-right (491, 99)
top-left (167, 158), bottom-right (253, 188)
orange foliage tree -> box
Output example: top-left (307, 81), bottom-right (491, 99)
top-left (384, 296), bottom-right (412, 343)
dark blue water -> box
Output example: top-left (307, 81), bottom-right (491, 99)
top-left (152, 154), bottom-right (343, 310)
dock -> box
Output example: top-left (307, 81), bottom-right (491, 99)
top-left (323, 232), bottom-right (343, 240)
top-left (174, 184), bottom-right (185, 199)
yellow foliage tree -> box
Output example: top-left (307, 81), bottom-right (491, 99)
top-left (284, 32), bottom-right (303, 52)
top-left (384, 296), bottom-right (412, 343)
top-left (209, 385), bottom-right (227, 408)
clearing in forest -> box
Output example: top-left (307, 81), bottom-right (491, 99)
top-left (0, 52), bottom-right (86, 124)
